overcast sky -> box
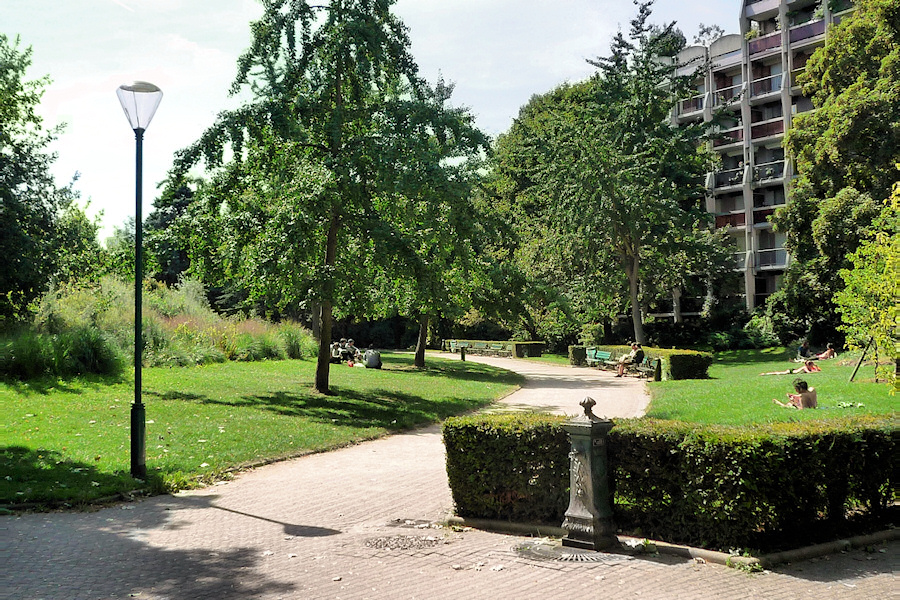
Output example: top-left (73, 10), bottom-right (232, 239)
top-left (2, 0), bottom-right (739, 238)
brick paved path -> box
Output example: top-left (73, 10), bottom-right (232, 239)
top-left (3, 356), bottom-right (895, 599)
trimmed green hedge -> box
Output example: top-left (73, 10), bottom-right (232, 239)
top-left (442, 414), bottom-right (896, 551)
top-left (443, 413), bottom-right (569, 523)
top-left (567, 345), bottom-right (713, 379)
top-left (568, 345), bottom-right (587, 366)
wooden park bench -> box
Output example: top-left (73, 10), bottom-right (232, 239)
top-left (628, 356), bottom-right (660, 379)
top-left (585, 347), bottom-right (612, 368)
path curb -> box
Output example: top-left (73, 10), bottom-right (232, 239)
top-left (445, 516), bottom-right (897, 568)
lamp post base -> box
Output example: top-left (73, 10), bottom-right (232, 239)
top-left (130, 402), bottom-right (146, 479)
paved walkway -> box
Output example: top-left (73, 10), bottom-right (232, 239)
top-left (3, 356), bottom-right (895, 600)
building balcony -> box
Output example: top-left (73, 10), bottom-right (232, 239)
top-left (713, 82), bottom-right (743, 107)
top-left (715, 212), bottom-right (747, 228)
top-left (756, 248), bottom-right (787, 269)
top-left (752, 159), bottom-right (785, 182)
top-left (713, 127), bottom-right (744, 148)
top-left (734, 251), bottom-right (749, 270)
top-left (753, 208), bottom-right (776, 225)
top-left (678, 93), bottom-right (705, 116)
top-left (748, 31), bottom-right (782, 55)
top-left (751, 73), bottom-right (783, 97)
top-left (789, 19), bottom-right (826, 44)
top-left (715, 167), bottom-right (745, 188)
top-left (751, 119), bottom-right (784, 140)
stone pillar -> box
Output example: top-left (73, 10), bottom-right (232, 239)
top-left (562, 397), bottom-right (618, 551)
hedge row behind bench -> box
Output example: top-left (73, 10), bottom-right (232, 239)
top-left (442, 413), bottom-right (896, 551)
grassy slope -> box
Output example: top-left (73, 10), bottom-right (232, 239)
top-left (647, 348), bottom-right (896, 426)
top-left (1, 353), bottom-right (522, 506)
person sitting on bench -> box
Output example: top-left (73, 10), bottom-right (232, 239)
top-left (615, 343), bottom-right (644, 377)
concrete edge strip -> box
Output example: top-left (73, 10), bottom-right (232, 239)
top-left (444, 516), bottom-right (898, 568)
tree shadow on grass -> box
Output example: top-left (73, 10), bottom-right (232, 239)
top-left (1, 372), bottom-right (128, 396)
top-left (0, 445), bottom-right (147, 507)
top-left (711, 347), bottom-right (795, 366)
top-left (381, 354), bottom-right (524, 386)
top-left (186, 385), bottom-right (478, 432)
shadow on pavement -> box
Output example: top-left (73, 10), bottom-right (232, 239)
top-left (4, 491), bottom-right (343, 599)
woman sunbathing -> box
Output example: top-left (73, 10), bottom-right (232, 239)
top-left (761, 360), bottom-right (821, 376)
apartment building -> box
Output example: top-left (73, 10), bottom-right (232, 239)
top-left (671, 0), bottom-right (856, 314)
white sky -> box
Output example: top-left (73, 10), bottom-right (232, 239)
top-left (2, 0), bottom-right (739, 239)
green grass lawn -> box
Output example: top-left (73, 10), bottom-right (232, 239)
top-left (647, 348), bottom-right (897, 426)
top-left (1, 353), bottom-right (522, 507)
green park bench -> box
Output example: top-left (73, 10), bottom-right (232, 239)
top-left (585, 347), bottom-right (612, 367)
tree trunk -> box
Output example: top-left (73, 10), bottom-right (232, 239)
top-left (414, 313), bottom-right (428, 368)
top-left (626, 252), bottom-right (646, 344)
top-left (672, 287), bottom-right (683, 324)
top-left (314, 214), bottom-right (340, 394)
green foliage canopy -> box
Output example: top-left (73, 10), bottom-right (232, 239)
top-left (171, 0), bottom-right (487, 391)
top-left (771, 0), bottom-right (900, 343)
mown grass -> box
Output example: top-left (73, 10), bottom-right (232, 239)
top-left (0, 353), bottom-right (522, 507)
top-left (647, 348), bottom-right (897, 426)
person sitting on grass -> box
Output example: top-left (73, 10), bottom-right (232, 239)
top-left (761, 360), bottom-right (821, 376)
top-left (815, 343), bottom-right (837, 360)
top-left (797, 339), bottom-right (812, 360)
top-left (615, 343), bottom-right (644, 377)
top-left (773, 378), bottom-right (817, 409)
top-left (363, 344), bottom-right (382, 369)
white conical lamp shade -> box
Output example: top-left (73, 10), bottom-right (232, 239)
top-left (116, 81), bottom-right (163, 131)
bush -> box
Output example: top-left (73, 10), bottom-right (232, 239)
top-left (568, 345), bottom-right (587, 366)
top-left (667, 351), bottom-right (713, 379)
top-left (0, 327), bottom-right (122, 379)
top-left (442, 414), bottom-right (896, 551)
top-left (443, 413), bottom-right (569, 523)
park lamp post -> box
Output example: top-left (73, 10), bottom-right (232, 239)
top-left (116, 81), bottom-right (163, 479)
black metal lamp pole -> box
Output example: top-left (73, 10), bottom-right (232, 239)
top-left (131, 126), bottom-right (147, 479)
top-left (117, 81), bottom-right (162, 480)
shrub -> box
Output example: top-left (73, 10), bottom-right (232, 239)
top-left (0, 327), bottom-right (122, 378)
top-left (667, 351), bottom-right (713, 379)
top-left (568, 345), bottom-right (587, 366)
top-left (442, 414), bottom-right (896, 551)
top-left (58, 327), bottom-right (122, 376)
top-left (443, 413), bottom-right (569, 523)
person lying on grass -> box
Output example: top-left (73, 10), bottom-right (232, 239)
top-left (761, 360), bottom-right (821, 376)
top-left (815, 343), bottom-right (837, 360)
top-left (772, 378), bottom-right (817, 409)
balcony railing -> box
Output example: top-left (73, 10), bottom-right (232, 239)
top-left (734, 251), bottom-right (749, 270)
top-left (713, 127), bottom-right (744, 147)
top-left (713, 82), bottom-right (742, 106)
top-left (756, 248), bottom-right (787, 268)
top-left (749, 31), bottom-right (781, 55)
top-left (753, 208), bottom-right (776, 224)
top-left (751, 73), bottom-right (782, 97)
top-left (790, 67), bottom-right (807, 87)
top-left (789, 19), bottom-right (826, 43)
top-left (715, 213), bottom-right (746, 228)
top-left (715, 167), bottom-right (744, 188)
top-left (751, 119), bottom-right (784, 139)
top-left (678, 94), bottom-right (705, 115)
top-left (753, 160), bottom-right (785, 181)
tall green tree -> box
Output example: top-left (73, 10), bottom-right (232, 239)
top-left (0, 35), bottom-right (98, 324)
top-left (834, 182), bottom-right (899, 388)
top-left (771, 0), bottom-right (900, 343)
top-left (172, 0), bottom-right (486, 392)
top-left (489, 3), bottom-right (716, 344)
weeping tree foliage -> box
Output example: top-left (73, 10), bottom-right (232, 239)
top-left (490, 2), bottom-right (717, 345)
top-left (171, 0), bottom-right (486, 392)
